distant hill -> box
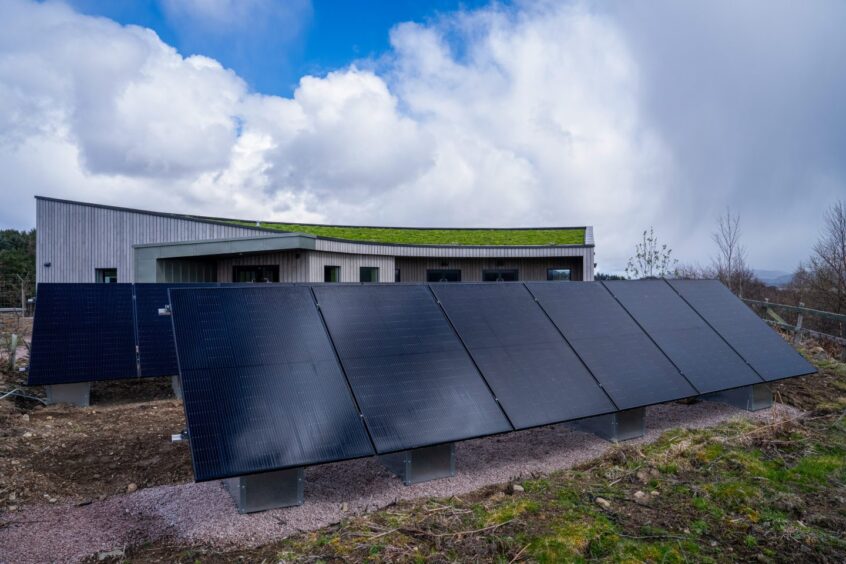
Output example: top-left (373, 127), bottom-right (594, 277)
top-left (753, 269), bottom-right (794, 287)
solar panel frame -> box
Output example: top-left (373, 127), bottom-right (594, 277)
top-left (135, 283), bottom-right (218, 378)
top-left (169, 285), bottom-right (375, 481)
top-left (525, 282), bottom-right (699, 409)
top-left (602, 280), bottom-right (764, 394)
top-left (312, 283), bottom-right (513, 454)
top-left (430, 282), bottom-right (617, 429)
top-left (28, 283), bottom-right (138, 385)
top-left (666, 279), bottom-right (817, 381)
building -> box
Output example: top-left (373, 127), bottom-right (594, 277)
top-left (35, 197), bottom-right (595, 284)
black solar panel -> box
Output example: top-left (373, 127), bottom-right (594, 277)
top-left (603, 280), bottom-right (763, 393)
top-left (526, 282), bottom-right (698, 409)
top-left (28, 283), bottom-right (137, 385)
top-left (168, 286), bottom-right (374, 481)
top-left (431, 283), bottom-right (616, 428)
top-left (313, 284), bottom-right (512, 453)
top-left (135, 283), bottom-right (217, 378)
top-left (667, 280), bottom-right (816, 381)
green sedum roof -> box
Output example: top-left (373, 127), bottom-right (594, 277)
top-left (228, 221), bottom-right (586, 246)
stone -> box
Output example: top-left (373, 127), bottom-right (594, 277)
top-left (595, 497), bottom-right (611, 509)
top-left (126, 483), bottom-right (138, 494)
top-left (635, 470), bottom-right (649, 484)
top-left (97, 549), bottom-right (125, 561)
top-left (341, 502), bottom-right (349, 512)
top-left (512, 484), bottom-right (525, 493)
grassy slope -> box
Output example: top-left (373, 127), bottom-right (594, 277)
top-left (118, 349), bottom-right (846, 563)
top-left (228, 221), bottom-right (586, 246)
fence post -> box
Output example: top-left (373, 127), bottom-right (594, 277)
top-left (794, 302), bottom-right (804, 344)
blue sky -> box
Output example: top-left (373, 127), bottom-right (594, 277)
top-left (65, 0), bottom-right (497, 95)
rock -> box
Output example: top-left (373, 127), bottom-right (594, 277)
top-left (340, 502), bottom-right (349, 512)
top-left (633, 490), bottom-right (647, 500)
top-left (635, 470), bottom-right (649, 484)
top-left (20, 414), bottom-right (29, 422)
top-left (8, 505), bottom-right (16, 511)
top-left (126, 483), bottom-right (138, 494)
top-left (9, 492), bottom-right (16, 501)
top-left (595, 497), bottom-right (611, 509)
top-left (22, 432), bottom-right (32, 438)
top-left (97, 549), bottom-right (125, 561)
top-left (512, 484), bottom-right (525, 493)
top-left (48, 498), bottom-right (57, 504)
top-left (650, 490), bottom-right (660, 496)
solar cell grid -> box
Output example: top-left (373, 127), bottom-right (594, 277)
top-left (431, 283), bottom-right (616, 428)
top-left (28, 283), bottom-right (137, 385)
top-left (525, 282), bottom-right (698, 409)
top-left (313, 284), bottom-right (512, 453)
top-left (667, 280), bottom-right (816, 381)
top-left (603, 280), bottom-right (763, 394)
top-left (169, 286), bottom-right (374, 481)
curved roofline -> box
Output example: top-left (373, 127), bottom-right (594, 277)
top-left (35, 195), bottom-right (593, 248)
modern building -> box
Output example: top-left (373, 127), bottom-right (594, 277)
top-left (35, 196), bottom-right (595, 284)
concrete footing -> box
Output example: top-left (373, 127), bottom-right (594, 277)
top-left (171, 375), bottom-right (183, 400)
top-left (224, 467), bottom-right (304, 514)
top-left (575, 407), bottom-right (646, 443)
top-left (44, 382), bottom-right (91, 407)
top-left (704, 383), bottom-right (773, 411)
top-left (380, 443), bottom-right (456, 485)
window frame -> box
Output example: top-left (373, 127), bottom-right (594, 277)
top-left (359, 266), bottom-right (380, 283)
top-left (324, 265), bottom-right (341, 283)
top-left (547, 268), bottom-right (572, 281)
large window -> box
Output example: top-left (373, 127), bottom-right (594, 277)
top-left (482, 269), bottom-right (518, 282)
top-left (95, 268), bottom-right (118, 283)
top-left (324, 265), bottom-right (340, 283)
top-left (233, 265), bottom-right (279, 283)
top-left (547, 268), bottom-right (572, 281)
top-left (426, 269), bottom-right (462, 282)
top-left (359, 267), bottom-right (379, 283)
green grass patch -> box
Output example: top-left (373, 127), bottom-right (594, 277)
top-left (228, 221), bottom-right (586, 246)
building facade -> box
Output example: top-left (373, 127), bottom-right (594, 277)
top-left (35, 197), bottom-right (595, 285)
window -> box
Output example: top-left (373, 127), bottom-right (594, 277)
top-left (324, 265), bottom-right (340, 283)
top-left (395, 268), bottom-right (401, 282)
top-left (95, 268), bottom-right (118, 283)
top-left (233, 265), bottom-right (279, 283)
top-left (360, 267), bottom-right (379, 283)
top-left (547, 268), bottom-right (572, 281)
top-left (482, 269), bottom-right (518, 282)
top-left (426, 269), bottom-right (462, 282)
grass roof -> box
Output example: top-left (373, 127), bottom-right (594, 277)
top-left (229, 221), bottom-right (586, 246)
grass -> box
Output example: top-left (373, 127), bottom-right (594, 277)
top-left (114, 347), bottom-right (846, 563)
top-left (226, 220), bottom-right (587, 246)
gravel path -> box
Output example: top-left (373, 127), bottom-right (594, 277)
top-left (0, 400), bottom-right (798, 563)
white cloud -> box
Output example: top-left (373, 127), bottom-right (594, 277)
top-left (1, 0), bottom-right (844, 272)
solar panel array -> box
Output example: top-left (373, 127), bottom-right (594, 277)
top-left (29, 280), bottom-right (817, 482)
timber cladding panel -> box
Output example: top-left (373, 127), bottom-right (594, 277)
top-left (36, 199), bottom-right (259, 283)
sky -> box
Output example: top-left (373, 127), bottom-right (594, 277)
top-left (1, 0), bottom-right (844, 273)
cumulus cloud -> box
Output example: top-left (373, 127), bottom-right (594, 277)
top-left (1, 0), bottom-right (844, 271)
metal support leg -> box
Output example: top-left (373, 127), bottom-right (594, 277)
top-left (44, 382), bottom-right (91, 407)
top-left (704, 384), bottom-right (773, 411)
top-left (224, 467), bottom-right (304, 514)
top-left (575, 408), bottom-right (645, 442)
top-left (380, 443), bottom-right (456, 485)
top-left (171, 375), bottom-right (183, 400)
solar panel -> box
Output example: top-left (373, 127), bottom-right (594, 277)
top-left (312, 284), bottom-right (512, 453)
top-left (168, 286), bottom-right (374, 481)
top-left (525, 282), bottom-right (698, 409)
top-left (667, 280), bottom-right (817, 381)
top-left (28, 283), bottom-right (137, 385)
top-left (431, 283), bottom-right (616, 428)
top-left (135, 283), bottom-right (217, 378)
top-left (603, 280), bottom-right (764, 393)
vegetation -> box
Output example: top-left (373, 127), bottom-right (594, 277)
top-left (228, 221), bottom-right (586, 246)
top-left (117, 345), bottom-right (846, 563)
top-left (625, 226), bottom-right (677, 279)
top-left (0, 229), bottom-right (36, 308)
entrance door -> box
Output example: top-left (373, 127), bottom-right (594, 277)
top-left (482, 269), bottom-right (518, 282)
top-left (426, 269), bottom-right (461, 282)
top-left (233, 265), bottom-right (280, 283)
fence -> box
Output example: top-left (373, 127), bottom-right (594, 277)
top-left (742, 298), bottom-right (846, 359)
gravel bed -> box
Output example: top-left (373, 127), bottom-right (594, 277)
top-left (0, 400), bottom-right (799, 563)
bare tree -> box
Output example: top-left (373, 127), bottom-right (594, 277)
top-left (711, 207), bottom-right (754, 295)
top-left (800, 201), bottom-right (846, 315)
top-left (625, 227), bottom-right (677, 279)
